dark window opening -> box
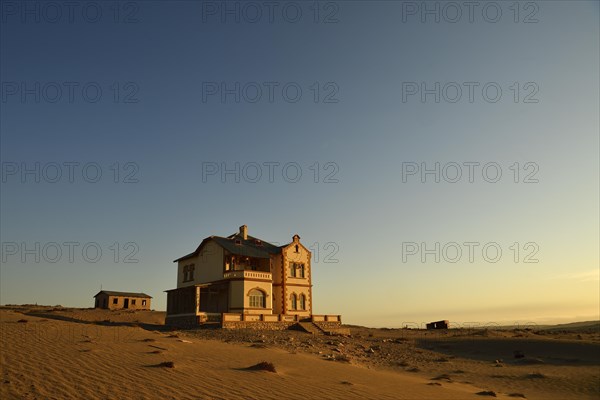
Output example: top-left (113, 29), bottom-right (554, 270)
top-left (183, 264), bottom-right (195, 282)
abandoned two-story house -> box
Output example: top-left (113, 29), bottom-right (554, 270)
top-left (165, 225), bottom-right (326, 327)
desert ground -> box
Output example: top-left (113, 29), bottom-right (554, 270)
top-left (1, 306), bottom-right (598, 400)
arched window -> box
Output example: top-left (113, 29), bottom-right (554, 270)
top-left (291, 293), bottom-right (297, 310)
top-left (290, 263), bottom-right (296, 277)
top-left (249, 289), bottom-right (265, 308)
top-left (299, 264), bottom-right (305, 278)
top-left (299, 294), bottom-right (306, 310)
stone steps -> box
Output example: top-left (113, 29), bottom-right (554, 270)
top-left (295, 321), bottom-right (325, 335)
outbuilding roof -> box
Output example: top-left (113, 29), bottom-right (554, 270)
top-left (93, 290), bottom-right (152, 298)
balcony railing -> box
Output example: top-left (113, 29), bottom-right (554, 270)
top-left (223, 270), bottom-right (272, 280)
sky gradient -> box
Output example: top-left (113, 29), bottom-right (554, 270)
top-left (1, 0), bottom-right (598, 327)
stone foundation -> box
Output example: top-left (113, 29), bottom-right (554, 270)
top-left (314, 321), bottom-right (342, 331)
top-left (165, 312), bottom-right (344, 331)
top-left (221, 321), bottom-right (296, 330)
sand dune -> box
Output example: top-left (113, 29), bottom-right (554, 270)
top-left (1, 308), bottom-right (598, 399)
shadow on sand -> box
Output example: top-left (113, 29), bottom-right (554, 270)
top-left (23, 311), bottom-right (169, 332)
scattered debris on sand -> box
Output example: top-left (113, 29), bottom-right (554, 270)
top-left (245, 361), bottom-right (277, 373)
top-left (152, 361), bottom-right (175, 368)
top-left (475, 390), bottom-right (497, 397)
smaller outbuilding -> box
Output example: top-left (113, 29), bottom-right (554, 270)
top-left (93, 290), bottom-right (152, 310)
top-left (426, 320), bottom-right (449, 330)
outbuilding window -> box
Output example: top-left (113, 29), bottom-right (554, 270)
top-left (142, 300), bottom-right (147, 306)
top-left (112, 298), bottom-right (118, 304)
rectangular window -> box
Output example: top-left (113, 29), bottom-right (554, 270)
top-left (290, 263), bottom-right (305, 278)
top-left (112, 298), bottom-right (118, 304)
top-left (131, 299), bottom-right (136, 305)
top-left (183, 264), bottom-right (195, 282)
top-left (142, 300), bottom-right (147, 306)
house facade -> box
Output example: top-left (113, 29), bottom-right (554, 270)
top-left (165, 225), bottom-right (313, 325)
top-left (94, 290), bottom-right (152, 310)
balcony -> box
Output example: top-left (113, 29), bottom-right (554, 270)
top-left (223, 270), bottom-right (272, 280)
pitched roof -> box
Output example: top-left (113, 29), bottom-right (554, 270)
top-left (93, 290), bottom-right (152, 298)
top-left (174, 232), bottom-right (282, 262)
top-left (217, 234), bottom-right (281, 258)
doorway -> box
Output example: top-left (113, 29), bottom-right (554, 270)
top-left (124, 298), bottom-right (129, 309)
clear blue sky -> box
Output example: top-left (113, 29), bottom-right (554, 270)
top-left (1, 0), bottom-right (598, 327)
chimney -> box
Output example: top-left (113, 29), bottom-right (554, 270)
top-left (239, 225), bottom-right (248, 240)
